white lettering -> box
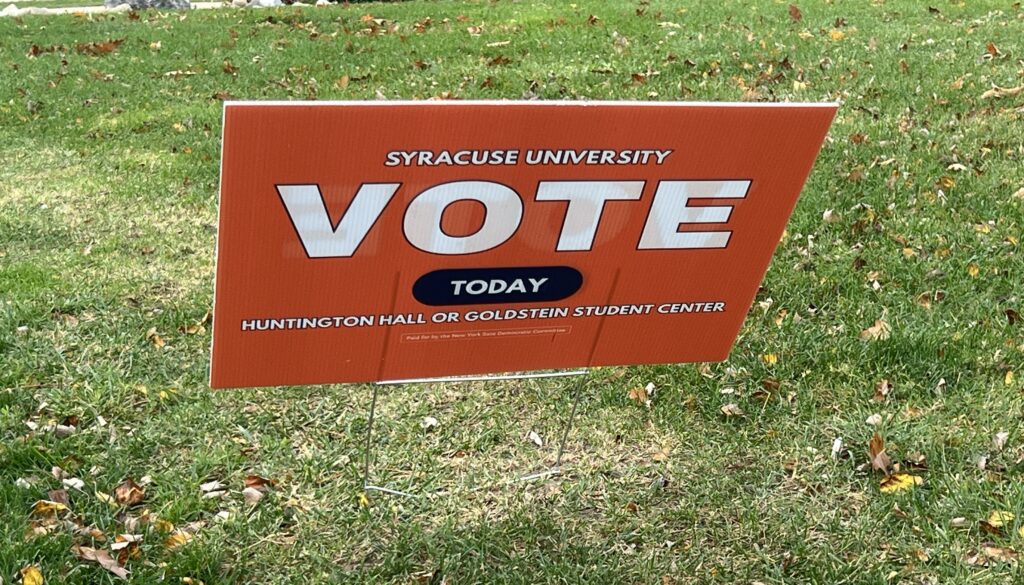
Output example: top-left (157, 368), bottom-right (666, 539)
top-left (536, 181), bottom-right (644, 251)
top-left (278, 183), bottom-right (400, 258)
top-left (404, 181), bottom-right (523, 255)
top-left (639, 180), bottom-right (750, 249)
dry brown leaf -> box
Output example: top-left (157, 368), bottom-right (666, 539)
top-left (113, 478), bottom-right (145, 506)
top-left (242, 486), bottom-right (264, 506)
top-left (788, 4), bottom-right (802, 22)
top-left (72, 545), bottom-right (129, 580)
top-left (967, 546), bottom-right (1019, 566)
top-left (915, 292), bottom-right (933, 309)
top-left (47, 489), bottom-right (69, 506)
top-left (74, 39), bottom-right (124, 57)
top-left (981, 85), bottom-right (1024, 99)
top-left (112, 534), bottom-right (142, 564)
top-left (869, 432), bottom-right (892, 474)
top-left (860, 319), bottom-right (891, 341)
top-left (627, 386), bottom-right (648, 405)
top-left (145, 327), bottom-right (165, 348)
top-left (873, 379), bottom-right (893, 402)
top-left (720, 403), bottom-right (744, 417)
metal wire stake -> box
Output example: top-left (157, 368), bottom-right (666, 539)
top-left (553, 375), bottom-right (586, 470)
top-left (362, 385), bottom-right (379, 490)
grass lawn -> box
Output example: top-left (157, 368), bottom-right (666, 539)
top-left (2, 0), bottom-right (1024, 583)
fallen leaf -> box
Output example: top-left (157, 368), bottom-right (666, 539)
top-left (526, 430), bottom-right (543, 447)
top-left (720, 403), bottom-right (744, 417)
top-left (164, 530), bottom-right (192, 549)
top-left (652, 445), bottom-right (671, 462)
top-left (222, 59), bottom-right (238, 75)
top-left (880, 473), bottom-right (923, 493)
top-left (822, 209), bottom-right (841, 224)
top-left (761, 353), bottom-right (778, 365)
top-left (31, 500), bottom-right (68, 517)
top-left (47, 489), bottom-right (69, 506)
top-left (112, 534), bottom-right (142, 564)
top-left (967, 263), bottom-right (980, 278)
top-left (199, 480), bottom-right (224, 493)
top-left (244, 474), bottom-right (273, 491)
top-left (113, 478), bottom-right (145, 506)
top-left (860, 319), bottom-right (891, 341)
top-left (968, 546), bottom-right (1020, 566)
top-left (420, 416), bottom-right (438, 429)
top-left (74, 39), bottom-right (125, 57)
top-left (95, 491), bottom-right (116, 506)
top-left (243, 487), bottom-right (264, 505)
top-left (829, 29), bottom-right (846, 41)
top-left (869, 433), bottom-right (892, 474)
top-left (145, 327), bottom-right (165, 348)
top-left (981, 85), bottom-right (1023, 99)
top-left (335, 75), bottom-right (350, 90)
top-left (72, 546), bottom-right (129, 580)
top-left (627, 386), bottom-right (648, 405)
top-left (1006, 309), bottom-right (1020, 325)
top-left (873, 379), bottom-right (893, 402)
top-left (62, 477), bottom-right (84, 490)
top-left (915, 292), bottom-right (933, 309)
top-left (866, 413), bottom-right (883, 426)
top-left (788, 4), bottom-right (802, 22)
top-left (20, 566), bottom-right (43, 585)
top-left (1005, 370), bottom-right (1015, 386)
top-left (987, 510), bottom-right (1015, 528)
top-left (831, 437), bottom-right (843, 460)
top-left (993, 431), bottom-right (1009, 451)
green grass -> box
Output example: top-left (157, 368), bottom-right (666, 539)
top-left (1, 0), bottom-right (1024, 583)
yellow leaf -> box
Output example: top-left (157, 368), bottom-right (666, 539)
top-left (153, 518), bottom-right (175, 533)
top-left (761, 353), bottom-right (778, 365)
top-left (967, 263), bottom-right (980, 277)
top-left (987, 510), bottom-right (1015, 528)
top-left (21, 565), bottom-right (44, 585)
top-left (879, 473), bottom-right (923, 493)
top-left (1006, 371), bottom-right (1015, 386)
top-left (829, 29), bottom-right (846, 41)
top-left (95, 491), bottom-right (117, 507)
top-left (30, 500), bottom-right (68, 517)
top-left (358, 492), bottom-right (370, 507)
top-left (1018, 525), bottom-right (1024, 539)
top-left (164, 530), bottom-right (192, 549)
top-left (798, 30), bottom-right (814, 40)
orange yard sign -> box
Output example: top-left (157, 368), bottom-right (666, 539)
top-left (211, 101), bottom-right (836, 388)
